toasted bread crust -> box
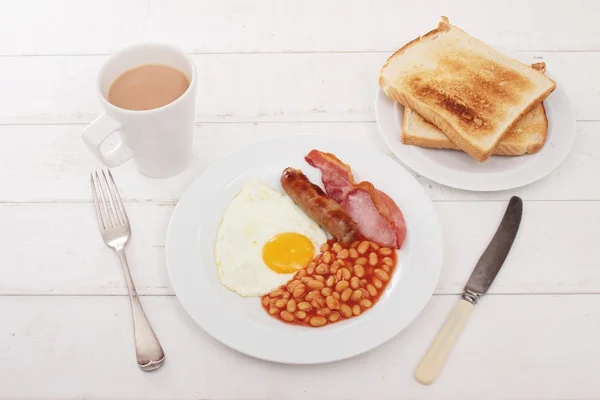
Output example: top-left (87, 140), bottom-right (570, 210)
top-left (402, 101), bottom-right (548, 156)
top-left (525, 105), bottom-right (548, 154)
top-left (380, 17), bottom-right (556, 162)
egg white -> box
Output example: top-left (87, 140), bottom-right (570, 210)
top-left (215, 177), bottom-right (328, 297)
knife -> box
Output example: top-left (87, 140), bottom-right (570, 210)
top-left (414, 196), bottom-right (523, 385)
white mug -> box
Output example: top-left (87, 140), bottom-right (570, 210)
top-left (82, 43), bottom-right (197, 178)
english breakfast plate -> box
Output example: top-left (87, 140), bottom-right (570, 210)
top-left (166, 135), bottom-right (443, 364)
top-left (375, 66), bottom-right (576, 192)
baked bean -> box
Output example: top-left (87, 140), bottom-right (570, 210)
top-left (374, 268), bottom-right (389, 282)
top-left (353, 264), bottom-right (365, 278)
top-left (286, 299), bottom-right (297, 313)
top-left (336, 269), bottom-right (342, 281)
top-left (321, 287), bottom-right (332, 296)
top-left (269, 307), bottom-right (278, 315)
top-left (304, 316), bottom-right (311, 324)
top-left (305, 290), bottom-right (319, 301)
top-left (335, 280), bottom-right (350, 293)
top-left (373, 277), bottom-right (383, 289)
top-left (301, 277), bottom-right (312, 284)
top-left (298, 301), bottom-right (312, 311)
top-left (355, 257), bottom-right (368, 265)
top-left (360, 288), bottom-right (371, 298)
top-left (341, 288), bottom-right (353, 302)
top-left (320, 243), bottom-right (330, 252)
top-left (382, 265), bottom-right (390, 273)
top-left (315, 275), bottom-right (325, 283)
top-left (296, 310), bottom-right (306, 319)
top-left (349, 248), bottom-right (359, 259)
top-left (317, 307), bottom-right (331, 316)
top-left (333, 292), bottom-right (341, 300)
top-left (337, 249), bottom-right (349, 259)
top-left (360, 279), bottom-right (368, 287)
top-left (297, 269), bottom-right (307, 278)
top-left (308, 280), bottom-right (324, 290)
top-left (269, 298), bottom-right (278, 306)
top-left (379, 247), bottom-right (392, 256)
top-left (275, 299), bottom-right (287, 308)
top-left (307, 262), bottom-right (316, 274)
top-left (282, 292), bottom-right (291, 299)
top-left (311, 295), bottom-right (326, 309)
top-left (340, 304), bottom-right (352, 318)
top-left (340, 268), bottom-right (351, 281)
top-left (357, 241), bottom-right (370, 254)
top-left (310, 316), bottom-right (327, 327)
top-left (262, 297), bottom-right (270, 306)
top-left (350, 241), bottom-right (360, 248)
top-left (383, 257), bottom-right (393, 266)
top-left (370, 242), bottom-right (380, 251)
top-left (316, 263), bottom-right (329, 274)
top-left (360, 299), bottom-right (372, 309)
top-left (326, 275), bottom-right (335, 287)
top-left (293, 283), bottom-right (306, 298)
top-left (329, 312), bottom-right (341, 322)
top-left (367, 284), bottom-right (377, 297)
top-left (352, 304), bottom-right (362, 316)
top-left (330, 261), bottom-right (341, 274)
top-left (350, 276), bottom-right (360, 289)
top-left (269, 289), bottom-right (283, 297)
top-left (326, 295), bottom-right (340, 310)
top-left (369, 252), bottom-right (378, 266)
top-left (332, 243), bottom-right (342, 253)
top-left (351, 289), bottom-right (363, 301)
top-left (280, 310), bottom-right (295, 322)
top-left (322, 251), bottom-right (332, 264)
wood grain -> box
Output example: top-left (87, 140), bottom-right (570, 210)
top-left (0, 0), bottom-right (598, 55)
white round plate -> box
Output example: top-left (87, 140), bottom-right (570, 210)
top-left (166, 135), bottom-right (443, 364)
top-left (375, 62), bottom-right (576, 192)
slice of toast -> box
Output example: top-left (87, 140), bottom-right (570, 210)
top-left (402, 63), bottom-right (549, 156)
top-left (379, 16), bottom-right (556, 161)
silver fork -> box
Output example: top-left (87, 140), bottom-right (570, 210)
top-left (90, 169), bottom-right (165, 371)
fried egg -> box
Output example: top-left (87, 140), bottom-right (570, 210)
top-left (215, 177), bottom-right (327, 297)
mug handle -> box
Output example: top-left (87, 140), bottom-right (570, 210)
top-left (82, 113), bottom-right (134, 167)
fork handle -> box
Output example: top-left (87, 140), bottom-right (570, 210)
top-left (116, 248), bottom-right (165, 371)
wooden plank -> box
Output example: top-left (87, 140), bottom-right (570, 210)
top-left (0, 52), bottom-right (596, 125)
top-left (0, 294), bottom-right (598, 399)
top-left (0, 0), bottom-right (598, 55)
top-left (0, 201), bottom-right (596, 296)
top-left (0, 122), bottom-right (598, 203)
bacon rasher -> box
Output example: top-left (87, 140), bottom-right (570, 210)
top-left (305, 150), bottom-right (406, 249)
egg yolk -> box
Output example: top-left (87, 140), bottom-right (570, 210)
top-left (262, 232), bottom-right (315, 274)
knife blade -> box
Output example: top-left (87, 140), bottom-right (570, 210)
top-left (463, 195), bottom-right (523, 302)
top-left (415, 196), bottom-right (523, 385)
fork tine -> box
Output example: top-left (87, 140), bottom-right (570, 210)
top-left (102, 169), bottom-right (123, 226)
top-left (107, 169), bottom-right (129, 225)
top-left (95, 171), bottom-right (114, 228)
top-left (91, 173), bottom-right (108, 230)
top-left (99, 170), bottom-right (117, 228)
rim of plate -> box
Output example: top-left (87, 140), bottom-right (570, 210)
top-left (165, 135), bottom-right (443, 364)
top-left (375, 58), bottom-right (576, 192)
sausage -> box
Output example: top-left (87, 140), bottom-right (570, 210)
top-left (281, 168), bottom-right (360, 245)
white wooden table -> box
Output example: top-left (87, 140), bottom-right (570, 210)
top-left (1, 1), bottom-right (599, 398)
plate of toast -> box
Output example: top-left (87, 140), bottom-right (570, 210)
top-left (375, 16), bottom-right (576, 192)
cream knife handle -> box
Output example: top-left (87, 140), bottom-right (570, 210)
top-left (415, 298), bottom-right (474, 385)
